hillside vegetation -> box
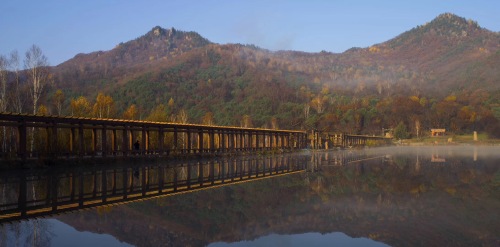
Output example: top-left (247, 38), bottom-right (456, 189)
top-left (2, 13), bottom-right (500, 138)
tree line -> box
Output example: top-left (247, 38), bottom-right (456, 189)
top-left (1, 44), bottom-right (499, 142)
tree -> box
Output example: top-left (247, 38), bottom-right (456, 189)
top-left (70, 96), bottom-right (91, 117)
top-left (0, 55), bottom-right (8, 153)
top-left (146, 104), bottom-right (168, 122)
top-left (8, 51), bottom-right (25, 113)
top-left (0, 55), bottom-right (7, 112)
top-left (24, 45), bottom-right (50, 115)
top-left (303, 104), bottom-right (310, 119)
top-left (53, 90), bottom-right (65, 115)
top-left (311, 96), bottom-right (325, 114)
top-left (177, 109), bottom-right (189, 124)
top-left (271, 117), bottom-right (279, 129)
top-left (415, 119), bottom-right (421, 139)
top-left (202, 112), bottom-right (215, 125)
top-left (167, 97), bottom-right (175, 110)
top-left (241, 115), bottom-right (253, 128)
top-left (394, 121), bottom-right (410, 139)
top-left (123, 104), bottom-right (138, 120)
top-left (93, 92), bottom-right (114, 118)
top-left (37, 104), bottom-right (48, 115)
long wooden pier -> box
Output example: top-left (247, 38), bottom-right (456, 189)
top-left (0, 113), bottom-right (393, 163)
top-left (0, 113), bottom-right (307, 160)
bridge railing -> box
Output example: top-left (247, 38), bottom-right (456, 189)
top-left (0, 112), bottom-right (308, 161)
top-left (309, 130), bottom-right (392, 149)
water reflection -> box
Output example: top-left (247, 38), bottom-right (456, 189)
top-left (0, 155), bottom-right (308, 224)
top-left (0, 219), bottom-right (53, 247)
top-left (0, 219), bottom-right (131, 247)
top-left (209, 232), bottom-right (390, 247)
top-left (1, 146), bottom-right (499, 247)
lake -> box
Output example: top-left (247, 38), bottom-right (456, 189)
top-left (1, 146), bottom-right (499, 246)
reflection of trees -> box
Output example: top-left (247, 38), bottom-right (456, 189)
top-left (25, 220), bottom-right (53, 247)
top-left (56, 151), bottom-right (498, 247)
top-left (0, 220), bottom-right (53, 247)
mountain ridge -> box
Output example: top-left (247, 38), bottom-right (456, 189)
top-left (43, 13), bottom-right (500, 136)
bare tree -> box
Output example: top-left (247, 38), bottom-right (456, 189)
top-left (53, 89), bottom-right (65, 116)
top-left (24, 45), bottom-right (50, 115)
top-left (9, 51), bottom-right (25, 113)
top-left (415, 119), bottom-right (421, 139)
top-left (241, 115), bottom-right (253, 128)
top-left (0, 55), bottom-right (7, 112)
top-left (311, 96), bottom-right (325, 114)
top-left (271, 117), bottom-right (279, 129)
top-left (177, 109), bottom-right (189, 149)
top-left (303, 104), bottom-right (310, 119)
top-left (177, 109), bottom-right (188, 124)
top-left (202, 112), bottom-right (215, 126)
top-left (0, 55), bottom-right (8, 153)
top-left (24, 45), bottom-right (50, 155)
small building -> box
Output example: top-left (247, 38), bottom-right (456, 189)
top-left (431, 129), bottom-right (446, 137)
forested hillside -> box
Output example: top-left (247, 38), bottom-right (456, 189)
top-left (1, 13), bottom-right (499, 137)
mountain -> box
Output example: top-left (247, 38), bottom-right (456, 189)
top-left (366, 13), bottom-right (500, 89)
top-left (55, 27), bottom-right (211, 87)
top-left (43, 13), bottom-right (500, 136)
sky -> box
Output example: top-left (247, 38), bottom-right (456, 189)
top-left (1, 0), bottom-right (499, 66)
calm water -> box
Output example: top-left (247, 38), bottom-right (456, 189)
top-left (1, 146), bottom-right (499, 247)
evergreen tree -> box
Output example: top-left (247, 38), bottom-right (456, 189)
top-left (394, 121), bottom-right (410, 139)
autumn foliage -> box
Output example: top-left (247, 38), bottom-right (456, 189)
top-left (1, 13), bottom-right (499, 138)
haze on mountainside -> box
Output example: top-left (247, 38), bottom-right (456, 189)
top-left (2, 13), bottom-right (500, 138)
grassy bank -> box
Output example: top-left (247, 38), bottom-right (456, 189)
top-left (404, 132), bottom-right (500, 145)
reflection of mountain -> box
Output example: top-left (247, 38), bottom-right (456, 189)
top-left (55, 148), bottom-right (499, 247)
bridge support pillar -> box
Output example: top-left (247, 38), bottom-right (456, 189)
top-left (102, 126), bottom-right (107, 157)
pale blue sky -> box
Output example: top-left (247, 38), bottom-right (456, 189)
top-left (1, 0), bottom-right (499, 65)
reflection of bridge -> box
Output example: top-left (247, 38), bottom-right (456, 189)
top-left (0, 113), bottom-right (307, 161)
top-left (0, 155), bottom-right (308, 224)
top-left (306, 150), bottom-right (388, 172)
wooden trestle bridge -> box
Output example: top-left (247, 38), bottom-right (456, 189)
top-left (0, 113), bottom-right (307, 160)
top-left (0, 113), bottom-right (391, 161)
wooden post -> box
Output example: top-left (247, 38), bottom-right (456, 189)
top-left (198, 129), bottom-right (203, 153)
top-left (130, 129), bottom-right (135, 154)
top-left (112, 129), bottom-right (117, 156)
top-left (210, 129), bottom-right (215, 153)
top-left (141, 127), bottom-right (147, 155)
top-left (92, 128), bottom-right (97, 156)
top-left (17, 120), bottom-right (27, 160)
top-left (78, 123), bottom-right (84, 157)
top-left (238, 130), bottom-right (245, 151)
top-left (70, 127), bottom-right (75, 155)
top-left (122, 126), bottom-right (129, 156)
top-left (173, 127), bottom-right (178, 151)
top-left (186, 129), bottom-right (191, 154)
top-left (221, 130), bottom-right (226, 152)
top-left (102, 125), bottom-right (107, 157)
top-left (159, 127), bottom-right (164, 155)
top-left (51, 122), bottom-right (58, 157)
top-left (255, 132), bottom-right (260, 151)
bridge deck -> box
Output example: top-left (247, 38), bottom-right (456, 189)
top-left (0, 112), bottom-right (307, 161)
